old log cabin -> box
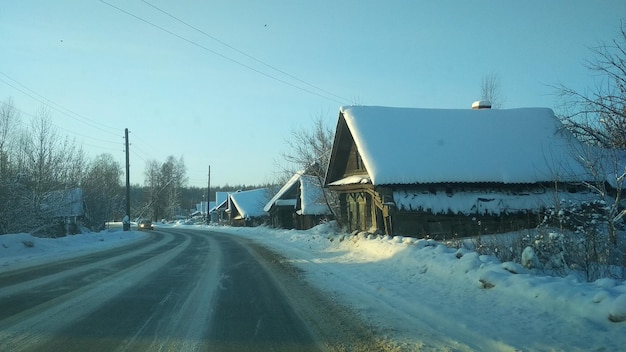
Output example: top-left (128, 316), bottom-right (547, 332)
top-left (264, 172), bottom-right (333, 230)
top-left (324, 105), bottom-right (595, 239)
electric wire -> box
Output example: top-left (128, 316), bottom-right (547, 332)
top-left (141, 0), bottom-right (350, 103)
top-left (6, 104), bottom-right (125, 153)
top-left (129, 130), bottom-right (160, 157)
top-left (97, 0), bottom-right (347, 105)
top-left (0, 73), bottom-right (121, 137)
top-left (130, 149), bottom-right (148, 163)
top-left (130, 145), bottom-right (153, 163)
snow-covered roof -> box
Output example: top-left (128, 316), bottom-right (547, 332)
top-left (298, 175), bottom-right (332, 215)
top-left (229, 188), bottom-right (269, 218)
top-left (264, 173), bottom-right (332, 216)
top-left (337, 106), bottom-right (590, 185)
top-left (40, 188), bottom-right (84, 217)
top-left (328, 175), bottom-right (371, 187)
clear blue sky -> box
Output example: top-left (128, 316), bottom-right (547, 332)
top-left (2, 1), bottom-right (624, 187)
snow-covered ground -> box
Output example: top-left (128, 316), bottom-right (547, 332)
top-left (1, 223), bottom-right (624, 351)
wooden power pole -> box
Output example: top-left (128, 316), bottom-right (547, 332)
top-left (124, 128), bottom-right (131, 231)
top-left (206, 165), bottom-right (211, 225)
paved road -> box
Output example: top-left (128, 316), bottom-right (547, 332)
top-left (0, 228), bottom-right (344, 352)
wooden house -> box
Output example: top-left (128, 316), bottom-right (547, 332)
top-left (324, 105), bottom-right (594, 238)
top-left (226, 188), bottom-right (269, 227)
top-left (264, 173), bottom-right (333, 230)
top-left (39, 188), bottom-right (85, 235)
top-left (210, 192), bottom-right (230, 224)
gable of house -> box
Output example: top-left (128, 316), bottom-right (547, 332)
top-left (264, 173), bottom-right (301, 213)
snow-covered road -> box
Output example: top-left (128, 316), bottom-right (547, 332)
top-left (0, 228), bottom-right (378, 352)
top-left (1, 223), bottom-right (625, 351)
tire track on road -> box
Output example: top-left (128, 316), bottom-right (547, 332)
top-left (0, 231), bottom-right (194, 352)
top-left (0, 232), bottom-right (179, 319)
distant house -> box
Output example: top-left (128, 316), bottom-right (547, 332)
top-left (41, 188), bottom-right (84, 221)
top-left (39, 188), bottom-right (85, 235)
top-left (324, 105), bottom-right (595, 238)
top-left (226, 188), bottom-right (269, 227)
top-left (195, 201), bottom-right (216, 216)
top-left (210, 192), bottom-right (230, 223)
top-left (264, 173), bottom-right (334, 230)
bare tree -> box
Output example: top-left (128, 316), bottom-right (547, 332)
top-left (22, 106), bottom-right (85, 192)
top-left (279, 113), bottom-right (341, 225)
top-left (0, 102), bottom-right (88, 234)
top-left (0, 98), bottom-right (23, 234)
top-left (143, 160), bottom-right (161, 220)
top-left (557, 22), bottom-right (626, 149)
top-left (159, 155), bottom-right (187, 220)
top-left (82, 154), bottom-right (123, 230)
top-left (557, 22), bottom-right (626, 242)
top-left (281, 115), bottom-right (334, 176)
top-left (480, 72), bottom-right (504, 109)
top-left (143, 156), bottom-right (187, 221)
top-left (0, 98), bottom-right (20, 177)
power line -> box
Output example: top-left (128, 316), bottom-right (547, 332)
top-left (130, 130), bottom-right (160, 155)
top-left (0, 72), bottom-right (121, 137)
top-left (6, 103), bottom-right (124, 152)
top-left (130, 149), bottom-right (148, 163)
top-left (141, 0), bottom-right (350, 103)
top-left (130, 145), bottom-right (153, 163)
top-left (97, 0), bottom-right (347, 105)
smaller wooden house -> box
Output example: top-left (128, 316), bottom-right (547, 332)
top-left (39, 188), bottom-right (85, 235)
top-left (226, 188), bottom-right (269, 227)
top-left (264, 173), bottom-right (334, 230)
top-left (324, 105), bottom-right (595, 238)
top-left (210, 192), bottom-right (230, 224)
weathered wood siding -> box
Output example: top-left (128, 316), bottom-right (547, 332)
top-left (390, 211), bottom-right (541, 239)
top-left (268, 206), bottom-right (295, 229)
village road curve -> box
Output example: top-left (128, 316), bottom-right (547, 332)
top-left (0, 228), bottom-right (381, 352)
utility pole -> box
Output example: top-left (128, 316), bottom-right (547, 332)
top-left (206, 165), bottom-right (211, 225)
top-left (124, 128), bottom-right (131, 231)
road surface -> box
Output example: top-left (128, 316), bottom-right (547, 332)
top-left (0, 228), bottom-right (382, 352)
